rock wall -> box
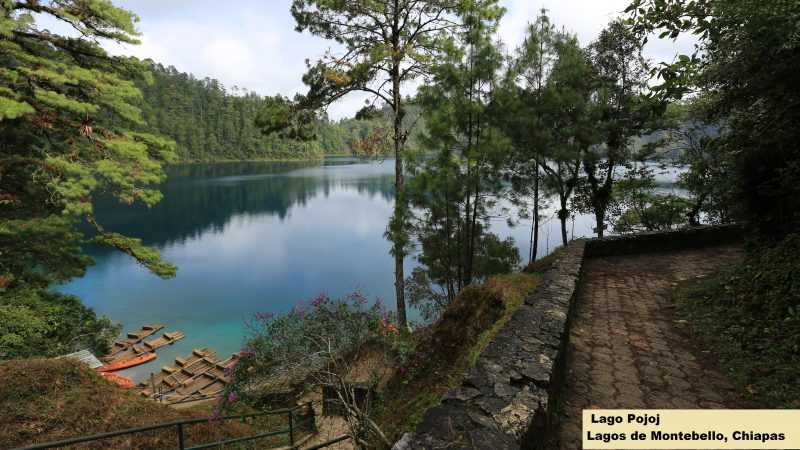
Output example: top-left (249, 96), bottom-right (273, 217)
top-left (585, 224), bottom-right (743, 258)
top-left (394, 241), bottom-right (587, 450)
top-left (393, 225), bottom-right (744, 450)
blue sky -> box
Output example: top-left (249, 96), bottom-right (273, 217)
top-left (90, 1), bottom-right (694, 119)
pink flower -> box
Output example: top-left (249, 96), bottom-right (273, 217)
top-left (227, 391), bottom-right (237, 404)
top-left (351, 291), bottom-right (367, 305)
top-left (255, 311), bottom-right (273, 320)
top-left (210, 405), bottom-right (222, 421)
top-left (224, 360), bottom-right (238, 376)
top-left (297, 309), bottom-right (306, 320)
top-left (311, 291), bottom-right (326, 308)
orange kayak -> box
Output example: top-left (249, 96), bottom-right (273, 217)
top-left (100, 372), bottom-right (136, 389)
top-left (97, 352), bottom-right (156, 372)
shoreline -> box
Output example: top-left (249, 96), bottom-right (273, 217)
top-left (167, 154), bottom-right (385, 165)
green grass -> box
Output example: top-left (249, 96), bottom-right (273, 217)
top-left (672, 234), bottom-right (800, 407)
top-left (523, 246), bottom-right (565, 274)
top-left (374, 272), bottom-right (539, 444)
top-left (467, 273), bottom-right (537, 366)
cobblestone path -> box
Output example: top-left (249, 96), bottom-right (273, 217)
top-left (557, 246), bottom-right (749, 449)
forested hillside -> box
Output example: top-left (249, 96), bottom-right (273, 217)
top-left (137, 62), bottom-right (404, 161)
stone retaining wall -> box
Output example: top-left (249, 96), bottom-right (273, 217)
top-left (585, 224), bottom-right (743, 258)
top-left (392, 224), bottom-right (744, 450)
top-left (394, 241), bottom-right (587, 450)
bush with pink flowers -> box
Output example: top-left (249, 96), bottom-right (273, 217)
top-left (220, 291), bottom-right (406, 409)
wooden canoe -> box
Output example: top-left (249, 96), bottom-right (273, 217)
top-left (137, 348), bottom-right (216, 394)
top-left (97, 352), bottom-right (156, 372)
top-left (106, 331), bottom-right (185, 364)
top-left (175, 348), bottom-right (216, 367)
top-left (143, 331), bottom-right (185, 351)
top-left (140, 352), bottom-right (238, 404)
top-left (105, 324), bottom-right (164, 359)
top-left (100, 372), bottom-right (136, 389)
top-left (161, 357), bottom-right (217, 389)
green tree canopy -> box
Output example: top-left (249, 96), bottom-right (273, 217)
top-left (291, 0), bottom-right (463, 326)
top-left (406, 0), bottom-right (517, 316)
top-left (1, 0), bottom-right (177, 292)
top-left (627, 0), bottom-right (800, 236)
top-left (575, 19), bottom-right (663, 237)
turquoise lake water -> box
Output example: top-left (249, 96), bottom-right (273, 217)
top-left (58, 157), bottom-right (679, 381)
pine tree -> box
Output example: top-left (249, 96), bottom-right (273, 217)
top-left (290, 0), bottom-right (462, 325)
top-left (503, 9), bottom-right (557, 261)
top-left (578, 19), bottom-right (661, 237)
top-left (537, 33), bottom-right (597, 246)
top-left (406, 0), bottom-right (518, 318)
top-left (1, 0), bottom-right (177, 291)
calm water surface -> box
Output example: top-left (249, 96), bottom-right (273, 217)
top-left (58, 157), bottom-right (679, 380)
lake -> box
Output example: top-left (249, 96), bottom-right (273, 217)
top-left (58, 157), bottom-right (680, 381)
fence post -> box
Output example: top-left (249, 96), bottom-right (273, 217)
top-left (288, 409), bottom-right (295, 448)
top-left (306, 401), bottom-right (316, 434)
top-left (177, 423), bottom-right (185, 450)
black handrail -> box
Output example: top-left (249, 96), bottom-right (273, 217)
top-left (185, 427), bottom-right (289, 450)
top-left (16, 402), bottom-right (314, 450)
top-left (304, 435), bottom-right (352, 450)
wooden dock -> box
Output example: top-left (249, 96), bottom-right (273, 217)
top-left (104, 324), bottom-right (164, 360)
top-left (138, 348), bottom-right (216, 394)
top-left (139, 349), bottom-right (239, 404)
top-left (106, 331), bottom-right (185, 364)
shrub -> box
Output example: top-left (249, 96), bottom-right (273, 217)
top-left (223, 292), bottom-right (407, 447)
top-left (0, 288), bottom-right (120, 360)
top-left (675, 233), bottom-right (800, 406)
top-left (225, 291), bottom-right (403, 405)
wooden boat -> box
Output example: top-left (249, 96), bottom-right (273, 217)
top-left (197, 378), bottom-right (226, 397)
top-left (100, 372), bottom-right (135, 389)
top-left (161, 356), bottom-right (217, 389)
top-left (105, 324), bottom-right (164, 360)
top-left (175, 348), bottom-right (216, 367)
top-left (172, 356), bottom-right (234, 397)
top-left (106, 331), bottom-right (185, 364)
top-left (138, 348), bottom-right (216, 397)
top-left (136, 350), bottom-right (242, 404)
top-left (156, 359), bottom-right (233, 403)
top-left (143, 331), bottom-right (185, 351)
top-left (97, 352), bottom-right (156, 372)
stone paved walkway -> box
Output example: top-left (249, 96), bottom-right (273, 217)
top-left (557, 245), bottom-right (749, 449)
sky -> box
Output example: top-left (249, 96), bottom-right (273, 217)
top-left (71, 1), bottom-right (695, 119)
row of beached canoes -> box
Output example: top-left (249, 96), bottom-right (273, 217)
top-left (104, 324), bottom-right (164, 358)
top-left (94, 325), bottom-right (238, 400)
top-left (98, 324), bottom-right (185, 370)
top-left (138, 348), bottom-right (239, 404)
top-left (95, 324), bottom-right (185, 387)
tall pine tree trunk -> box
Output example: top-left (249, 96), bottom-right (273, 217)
top-left (558, 190), bottom-right (570, 246)
top-left (466, 178), bottom-right (480, 286)
top-left (530, 158), bottom-right (540, 263)
top-left (595, 207), bottom-right (606, 238)
top-left (391, 49), bottom-right (407, 327)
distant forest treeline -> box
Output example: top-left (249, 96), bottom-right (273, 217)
top-left (137, 62), bottom-right (410, 161)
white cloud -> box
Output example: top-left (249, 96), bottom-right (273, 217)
top-left (45, 0), bottom-right (698, 119)
top-left (498, 0), bottom-right (696, 62)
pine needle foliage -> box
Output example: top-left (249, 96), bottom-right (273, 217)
top-left (1, 0), bottom-right (178, 291)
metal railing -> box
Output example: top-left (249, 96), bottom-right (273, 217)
top-left (16, 402), bottom-right (315, 450)
top-left (304, 435), bottom-right (352, 450)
